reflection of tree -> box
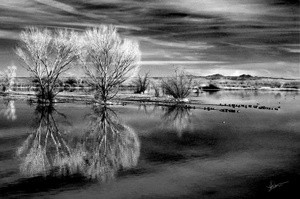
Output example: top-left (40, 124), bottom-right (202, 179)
top-left (161, 105), bottom-right (192, 137)
top-left (16, 105), bottom-right (74, 177)
top-left (82, 106), bottom-right (140, 180)
top-left (0, 100), bottom-right (16, 121)
top-left (16, 105), bottom-right (140, 182)
top-left (137, 103), bottom-right (159, 115)
top-left (274, 92), bottom-right (282, 99)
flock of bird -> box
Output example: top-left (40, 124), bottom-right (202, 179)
top-left (201, 103), bottom-right (281, 113)
top-left (219, 103), bottom-right (280, 110)
top-left (119, 100), bottom-right (282, 115)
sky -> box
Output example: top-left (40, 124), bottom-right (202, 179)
top-left (0, 0), bottom-right (299, 78)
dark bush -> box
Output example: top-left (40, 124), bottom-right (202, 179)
top-left (161, 70), bottom-right (193, 99)
top-left (133, 72), bottom-right (150, 94)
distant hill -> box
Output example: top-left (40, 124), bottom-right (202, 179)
top-left (206, 74), bottom-right (224, 80)
top-left (237, 74), bottom-right (253, 80)
top-left (1, 74), bottom-right (299, 88)
top-left (203, 74), bottom-right (257, 81)
top-left (239, 74), bottom-right (252, 78)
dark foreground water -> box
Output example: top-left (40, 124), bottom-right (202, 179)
top-left (0, 91), bottom-right (299, 199)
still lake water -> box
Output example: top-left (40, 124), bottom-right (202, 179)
top-left (0, 90), bottom-right (299, 199)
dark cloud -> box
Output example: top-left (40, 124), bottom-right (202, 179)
top-left (272, 0), bottom-right (300, 5)
top-left (0, 0), bottom-right (299, 77)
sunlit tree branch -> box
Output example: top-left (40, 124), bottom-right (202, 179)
top-left (79, 25), bottom-right (141, 103)
top-left (16, 27), bottom-right (80, 104)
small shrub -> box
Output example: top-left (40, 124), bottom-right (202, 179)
top-left (65, 77), bottom-right (77, 87)
top-left (161, 70), bottom-right (193, 99)
top-left (0, 65), bottom-right (17, 92)
top-left (282, 81), bottom-right (299, 89)
top-left (152, 82), bottom-right (160, 97)
top-left (133, 72), bottom-right (150, 94)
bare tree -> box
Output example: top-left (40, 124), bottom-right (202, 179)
top-left (132, 72), bottom-right (150, 94)
top-left (16, 27), bottom-right (80, 104)
top-left (80, 25), bottom-right (141, 103)
top-left (0, 65), bottom-right (17, 92)
top-left (161, 69), bottom-right (193, 100)
top-left (151, 82), bottom-right (160, 97)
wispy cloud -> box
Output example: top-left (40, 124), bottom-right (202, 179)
top-left (0, 0), bottom-right (299, 77)
top-left (0, 30), bottom-right (19, 40)
top-left (167, 0), bottom-right (281, 21)
top-left (140, 60), bottom-right (225, 65)
top-left (35, 0), bottom-right (77, 14)
top-left (282, 48), bottom-right (300, 53)
top-left (140, 37), bottom-right (213, 50)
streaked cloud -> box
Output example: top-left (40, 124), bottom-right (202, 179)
top-left (35, 0), bottom-right (77, 14)
top-left (140, 37), bottom-right (213, 50)
top-left (167, 0), bottom-right (268, 21)
top-left (140, 60), bottom-right (224, 65)
top-left (0, 0), bottom-right (299, 78)
top-left (0, 30), bottom-right (19, 40)
top-left (286, 49), bottom-right (300, 53)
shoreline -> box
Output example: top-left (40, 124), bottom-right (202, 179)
top-left (1, 88), bottom-right (298, 103)
top-left (0, 89), bottom-right (291, 112)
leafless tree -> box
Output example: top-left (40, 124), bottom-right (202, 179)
top-left (80, 25), bottom-right (141, 103)
top-left (16, 27), bottom-right (80, 104)
top-left (151, 82), bottom-right (160, 97)
top-left (0, 65), bottom-right (17, 92)
top-left (161, 69), bottom-right (193, 99)
top-left (132, 72), bottom-right (150, 94)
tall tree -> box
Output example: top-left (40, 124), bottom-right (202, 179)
top-left (80, 25), bottom-right (141, 103)
top-left (16, 27), bottom-right (80, 104)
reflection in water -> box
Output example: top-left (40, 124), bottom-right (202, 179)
top-left (203, 90), bottom-right (220, 95)
top-left (16, 105), bottom-right (140, 182)
top-left (0, 91), bottom-right (298, 199)
top-left (83, 106), bottom-right (140, 180)
top-left (0, 100), bottom-right (16, 121)
top-left (161, 105), bottom-right (192, 137)
top-left (137, 103), bottom-right (159, 116)
top-left (16, 105), bottom-right (72, 177)
top-left (274, 92), bottom-right (282, 99)
top-left (138, 103), bottom-right (150, 114)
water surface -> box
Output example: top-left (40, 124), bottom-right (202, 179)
top-left (0, 90), bottom-right (299, 199)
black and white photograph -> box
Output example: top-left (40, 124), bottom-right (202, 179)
top-left (0, 0), bottom-right (299, 198)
